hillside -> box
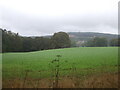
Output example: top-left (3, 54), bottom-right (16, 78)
top-left (39, 32), bottom-right (118, 47)
top-left (68, 32), bottom-right (118, 41)
top-left (31, 32), bottom-right (118, 42)
top-left (68, 32), bottom-right (118, 46)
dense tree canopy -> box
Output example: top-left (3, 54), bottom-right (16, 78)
top-left (110, 38), bottom-right (120, 46)
top-left (84, 37), bottom-right (108, 47)
top-left (2, 29), bottom-right (23, 52)
top-left (1, 28), bottom-right (119, 52)
top-left (51, 32), bottom-right (71, 49)
top-left (1, 28), bottom-right (71, 52)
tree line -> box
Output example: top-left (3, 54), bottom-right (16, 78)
top-left (83, 37), bottom-right (120, 47)
top-left (1, 28), bottom-right (71, 52)
top-left (1, 28), bottom-right (119, 52)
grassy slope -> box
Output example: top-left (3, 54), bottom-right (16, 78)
top-left (3, 47), bottom-right (118, 78)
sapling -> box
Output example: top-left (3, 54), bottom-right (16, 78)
top-left (49, 55), bottom-right (68, 88)
top-left (49, 55), bottom-right (61, 88)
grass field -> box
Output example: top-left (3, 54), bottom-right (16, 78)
top-left (2, 47), bottom-right (119, 88)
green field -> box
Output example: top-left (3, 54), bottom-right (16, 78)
top-left (3, 47), bottom-right (118, 79)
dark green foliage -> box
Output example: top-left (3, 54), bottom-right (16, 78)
top-left (70, 40), bottom-right (77, 47)
top-left (1, 28), bottom-right (71, 52)
top-left (2, 29), bottom-right (23, 52)
top-left (51, 32), bottom-right (71, 49)
top-left (22, 37), bottom-right (35, 51)
top-left (110, 38), bottom-right (120, 46)
top-left (85, 37), bottom-right (108, 47)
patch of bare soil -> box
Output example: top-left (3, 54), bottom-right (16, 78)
top-left (3, 73), bottom-right (119, 88)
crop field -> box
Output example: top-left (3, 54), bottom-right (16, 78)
top-left (2, 47), bottom-right (119, 88)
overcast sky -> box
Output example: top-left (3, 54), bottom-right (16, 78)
top-left (0, 0), bottom-right (119, 36)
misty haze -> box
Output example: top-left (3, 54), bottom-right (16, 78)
top-left (1, 0), bottom-right (119, 88)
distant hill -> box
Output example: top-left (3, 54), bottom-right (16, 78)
top-left (31, 32), bottom-right (118, 41)
top-left (67, 32), bottom-right (118, 46)
top-left (31, 32), bottom-right (119, 47)
top-left (68, 32), bottom-right (118, 41)
top-left (40, 32), bottom-right (118, 41)
top-left (39, 32), bottom-right (118, 47)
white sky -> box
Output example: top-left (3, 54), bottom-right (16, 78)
top-left (0, 0), bottom-right (119, 36)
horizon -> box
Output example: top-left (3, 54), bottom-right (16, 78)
top-left (25, 31), bottom-right (118, 37)
top-left (1, 28), bottom-right (118, 37)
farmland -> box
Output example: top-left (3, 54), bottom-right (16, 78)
top-left (2, 47), bottom-right (118, 88)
